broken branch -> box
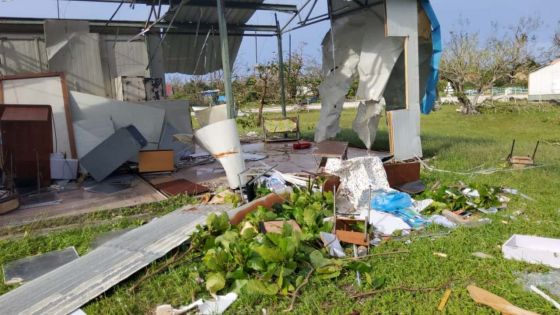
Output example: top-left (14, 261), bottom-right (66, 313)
top-left (283, 264), bottom-right (314, 313)
top-left (352, 283), bottom-right (447, 299)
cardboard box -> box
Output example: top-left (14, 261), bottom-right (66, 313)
top-left (502, 234), bottom-right (560, 268)
top-left (138, 150), bottom-right (174, 173)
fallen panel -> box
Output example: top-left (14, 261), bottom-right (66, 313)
top-left (3, 247), bottom-right (78, 285)
top-left (154, 179), bottom-right (209, 196)
top-left (73, 118), bottom-right (115, 159)
top-left (0, 204), bottom-right (229, 315)
top-left (70, 91), bottom-right (165, 150)
top-left (158, 122), bottom-right (191, 164)
top-left (80, 126), bottom-right (146, 182)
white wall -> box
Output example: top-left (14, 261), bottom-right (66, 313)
top-left (528, 61), bottom-right (560, 100)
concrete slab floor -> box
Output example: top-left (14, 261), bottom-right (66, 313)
top-left (0, 141), bottom-right (389, 228)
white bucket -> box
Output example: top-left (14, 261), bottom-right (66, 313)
top-left (194, 104), bottom-right (228, 127)
top-left (194, 119), bottom-right (246, 189)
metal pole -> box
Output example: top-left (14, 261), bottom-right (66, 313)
top-left (275, 14), bottom-right (287, 118)
top-left (216, 0), bottom-right (235, 119)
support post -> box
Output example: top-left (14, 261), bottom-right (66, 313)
top-left (275, 14), bottom-right (287, 118)
top-left (216, 0), bottom-right (235, 119)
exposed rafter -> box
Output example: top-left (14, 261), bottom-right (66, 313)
top-left (64, 0), bottom-right (298, 13)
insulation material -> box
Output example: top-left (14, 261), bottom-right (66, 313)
top-left (325, 156), bottom-right (390, 209)
top-left (0, 75), bottom-right (75, 158)
top-left (352, 100), bottom-right (384, 150)
top-left (315, 4), bottom-right (404, 144)
top-left (194, 119), bottom-right (246, 189)
top-left (70, 91), bottom-right (165, 150)
top-left (44, 20), bottom-right (106, 97)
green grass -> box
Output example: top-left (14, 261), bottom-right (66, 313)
top-left (2, 104), bottom-right (560, 314)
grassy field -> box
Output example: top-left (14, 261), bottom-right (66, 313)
top-left (1, 104), bottom-right (560, 314)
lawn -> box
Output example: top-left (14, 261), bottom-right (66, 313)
top-left (1, 104), bottom-right (560, 314)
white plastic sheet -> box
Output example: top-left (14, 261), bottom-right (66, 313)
top-left (194, 119), bottom-right (246, 189)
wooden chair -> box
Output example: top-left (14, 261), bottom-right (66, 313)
top-left (262, 116), bottom-right (300, 142)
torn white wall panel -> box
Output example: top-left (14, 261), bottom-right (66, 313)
top-left (70, 91), bottom-right (165, 150)
top-left (386, 0), bottom-right (423, 160)
top-left (0, 34), bottom-right (47, 75)
top-left (44, 20), bottom-right (106, 97)
top-left (0, 75), bottom-right (75, 158)
top-left (315, 4), bottom-right (404, 149)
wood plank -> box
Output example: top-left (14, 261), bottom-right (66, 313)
top-left (139, 150), bottom-right (175, 173)
top-left (0, 204), bottom-right (231, 315)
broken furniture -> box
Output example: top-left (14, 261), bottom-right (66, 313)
top-left (383, 159), bottom-right (424, 194)
top-left (506, 140), bottom-right (539, 168)
top-left (80, 126), bottom-right (147, 182)
top-left (0, 73), bottom-right (77, 159)
top-left (313, 140), bottom-right (349, 168)
top-left (154, 179), bottom-right (209, 197)
top-left (138, 150), bottom-right (174, 173)
top-left (0, 105), bottom-right (53, 189)
top-left (3, 247), bottom-right (79, 285)
top-left (334, 217), bottom-right (369, 246)
top-left (262, 116), bottom-right (300, 142)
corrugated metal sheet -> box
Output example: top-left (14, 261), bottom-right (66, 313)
top-left (0, 204), bottom-right (230, 315)
top-left (44, 20), bottom-right (107, 97)
top-left (160, 0), bottom-right (262, 74)
top-left (0, 33), bottom-right (47, 75)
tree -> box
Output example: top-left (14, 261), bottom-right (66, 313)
top-left (255, 61), bottom-right (278, 126)
top-left (440, 17), bottom-right (541, 114)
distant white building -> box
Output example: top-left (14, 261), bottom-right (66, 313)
top-left (528, 59), bottom-right (560, 101)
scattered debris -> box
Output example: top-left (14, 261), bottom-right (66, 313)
top-left (506, 139), bottom-right (539, 168)
top-left (320, 232), bottom-right (346, 258)
top-left (154, 179), bottom-right (210, 197)
top-left (467, 285), bottom-right (540, 315)
top-left (472, 252), bottom-right (494, 259)
top-left (530, 285), bottom-right (560, 310)
top-left (517, 270), bottom-right (560, 299)
top-left (503, 234), bottom-right (560, 268)
top-left (155, 292), bottom-right (238, 315)
top-left (138, 150), bottom-right (175, 173)
top-left (438, 288), bottom-right (452, 311)
top-left (433, 252), bottom-right (448, 258)
top-left (3, 247), bottom-right (79, 285)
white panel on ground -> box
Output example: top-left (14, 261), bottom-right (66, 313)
top-left (44, 20), bottom-right (106, 97)
top-left (386, 0), bottom-right (423, 160)
top-left (1, 76), bottom-right (74, 158)
top-left (70, 91), bottom-right (165, 150)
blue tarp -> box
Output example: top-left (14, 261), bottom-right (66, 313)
top-left (420, 0), bottom-right (442, 114)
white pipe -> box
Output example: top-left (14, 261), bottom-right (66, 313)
top-left (530, 285), bottom-right (560, 310)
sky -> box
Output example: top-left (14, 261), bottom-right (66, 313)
top-left (1, 0), bottom-right (559, 76)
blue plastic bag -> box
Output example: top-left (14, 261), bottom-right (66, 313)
top-left (371, 191), bottom-right (413, 212)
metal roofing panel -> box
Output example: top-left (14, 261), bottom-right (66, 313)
top-left (0, 204), bottom-right (229, 315)
top-left (0, 34), bottom-right (47, 75)
top-left (160, 0), bottom-right (263, 74)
